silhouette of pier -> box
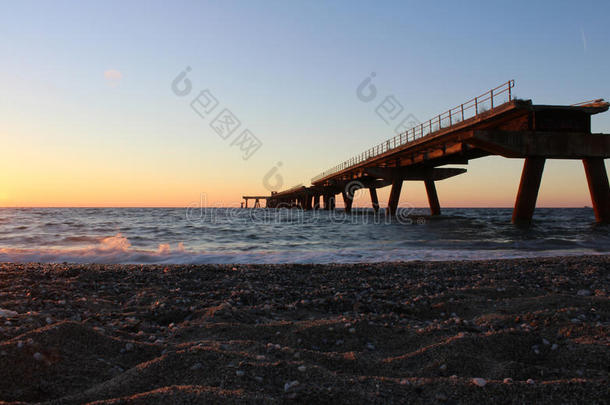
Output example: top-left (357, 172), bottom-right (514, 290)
top-left (244, 81), bottom-right (610, 224)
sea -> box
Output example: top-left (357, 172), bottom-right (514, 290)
top-left (0, 207), bottom-right (608, 264)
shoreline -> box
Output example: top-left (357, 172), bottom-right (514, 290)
top-left (1, 250), bottom-right (608, 266)
top-left (0, 255), bottom-right (608, 403)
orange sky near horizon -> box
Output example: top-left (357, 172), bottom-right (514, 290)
top-left (1, 145), bottom-right (604, 208)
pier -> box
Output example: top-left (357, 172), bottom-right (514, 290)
top-left (244, 81), bottom-right (610, 224)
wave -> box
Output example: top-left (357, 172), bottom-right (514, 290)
top-left (0, 233), bottom-right (605, 264)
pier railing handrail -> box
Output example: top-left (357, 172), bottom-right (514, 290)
top-left (273, 184), bottom-right (306, 196)
top-left (571, 98), bottom-right (605, 106)
top-left (311, 80), bottom-right (515, 183)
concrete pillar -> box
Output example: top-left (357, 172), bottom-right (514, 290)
top-left (424, 179), bottom-right (441, 216)
top-left (342, 190), bottom-right (353, 213)
top-left (323, 195), bottom-right (330, 210)
top-left (512, 157), bottom-right (546, 224)
top-left (369, 187), bottom-right (379, 213)
top-left (583, 158), bottom-right (610, 223)
top-left (388, 179), bottom-right (403, 215)
top-left (304, 194), bottom-right (313, 210)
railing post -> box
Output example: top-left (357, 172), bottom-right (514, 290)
top-left (475, 97), bottom-right (478, 115)
top-left (461, 104), bottom-right (464, 121)
top-left (449, 109), bottom-right (452, 126)
top-left (508, 81), bottom-right (512, 101)
top-left (438, 114), bottom-right (441, 129)
top-left (429, 120), bottom-right (432, 134)
top-left (420, 123), bottom-right (424, 136)
top-left (490, 89), bottom-right (494, 109)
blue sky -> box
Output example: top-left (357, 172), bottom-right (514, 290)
top-left (1, 0), bottom-right (609, 206)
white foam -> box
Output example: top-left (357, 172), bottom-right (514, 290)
top-left (0, 232), bottom-right (604, 264)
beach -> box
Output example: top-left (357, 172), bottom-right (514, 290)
top-left (0, 255), bottom-right (608, 404)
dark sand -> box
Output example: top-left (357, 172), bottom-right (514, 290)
top-left (0, 256), bottom-right (608, 404)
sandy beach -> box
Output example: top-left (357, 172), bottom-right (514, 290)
top-left (0, 256), bottom-right (608, 404)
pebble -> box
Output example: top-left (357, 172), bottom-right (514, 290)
top-left (190, 363), bottom-right (202, 370)
top-left (472, 377), bottom-right (487, 387)
top-left (33, 352), bottom-right (44, 361)
top-left (503, 378), bottom-right (513, 384)
top-left (365, 342), bottom-right (376, 350)
top-left (298, 365), bottom-right (306, 372)
top-left (284, 380), bottom-right (299, 392)
top-left (125, 343), bottom-right (134, 352)
top-left (439, 364), bottom-right (447, 371)
top-left (45, 317), bottom-right (53, 324)
top-left (551, 343), bottom-right (559, 351)
top-left (526, 378), bottom-right (535, 385)
top-left (576, 289), bottom-right (591, 296)
top-left (0, 309), bottom-right (18, 317)
top-left (235, 370), bottom-right (245, 377)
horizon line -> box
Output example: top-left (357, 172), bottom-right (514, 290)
top-left (0, 205), bottom-right (593, 209)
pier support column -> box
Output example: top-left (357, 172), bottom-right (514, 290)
top-left (424, 179), bottom-right (441, 216)
top-left (323, 195), bottom-right (330, 210)
top-left (342, 190), bottom-right (353, 213)
top-left (314, 194), bottom-right (320, 210)
top-left (387, 179), bottom-right (403, 216)
top-left (245, 199), bottom-right (248, 208)
top-left (369, 187), bottom-right (379, 213)
top-left (329, 195), bottom-right (336, 210)
top-left (583, 158), bottom-right (610, 223)
top-left (512, 157), bottom-right (546, 224)
top-left (303, 195), bottom-right (310, 210)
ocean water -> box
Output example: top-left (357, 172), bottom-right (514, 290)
top-left (0, 207), bottom-right (608, 264)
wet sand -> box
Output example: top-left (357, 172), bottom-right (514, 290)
top-left (0, 256), bottom-right (608, 404)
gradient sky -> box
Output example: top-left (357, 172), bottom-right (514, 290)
top-left (1, 0), bottom-right (609, 208)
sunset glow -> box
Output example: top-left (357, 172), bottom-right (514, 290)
top-left (1, 1), bottom-right (608, 208)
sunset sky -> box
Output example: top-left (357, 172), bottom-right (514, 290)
top-left (1, 0), bottom-right (609, 208)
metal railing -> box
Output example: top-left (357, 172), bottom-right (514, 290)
top-left (571, 98), bottom-right (605, 106)
top-left (311, 80), bottom-right (515, 183)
